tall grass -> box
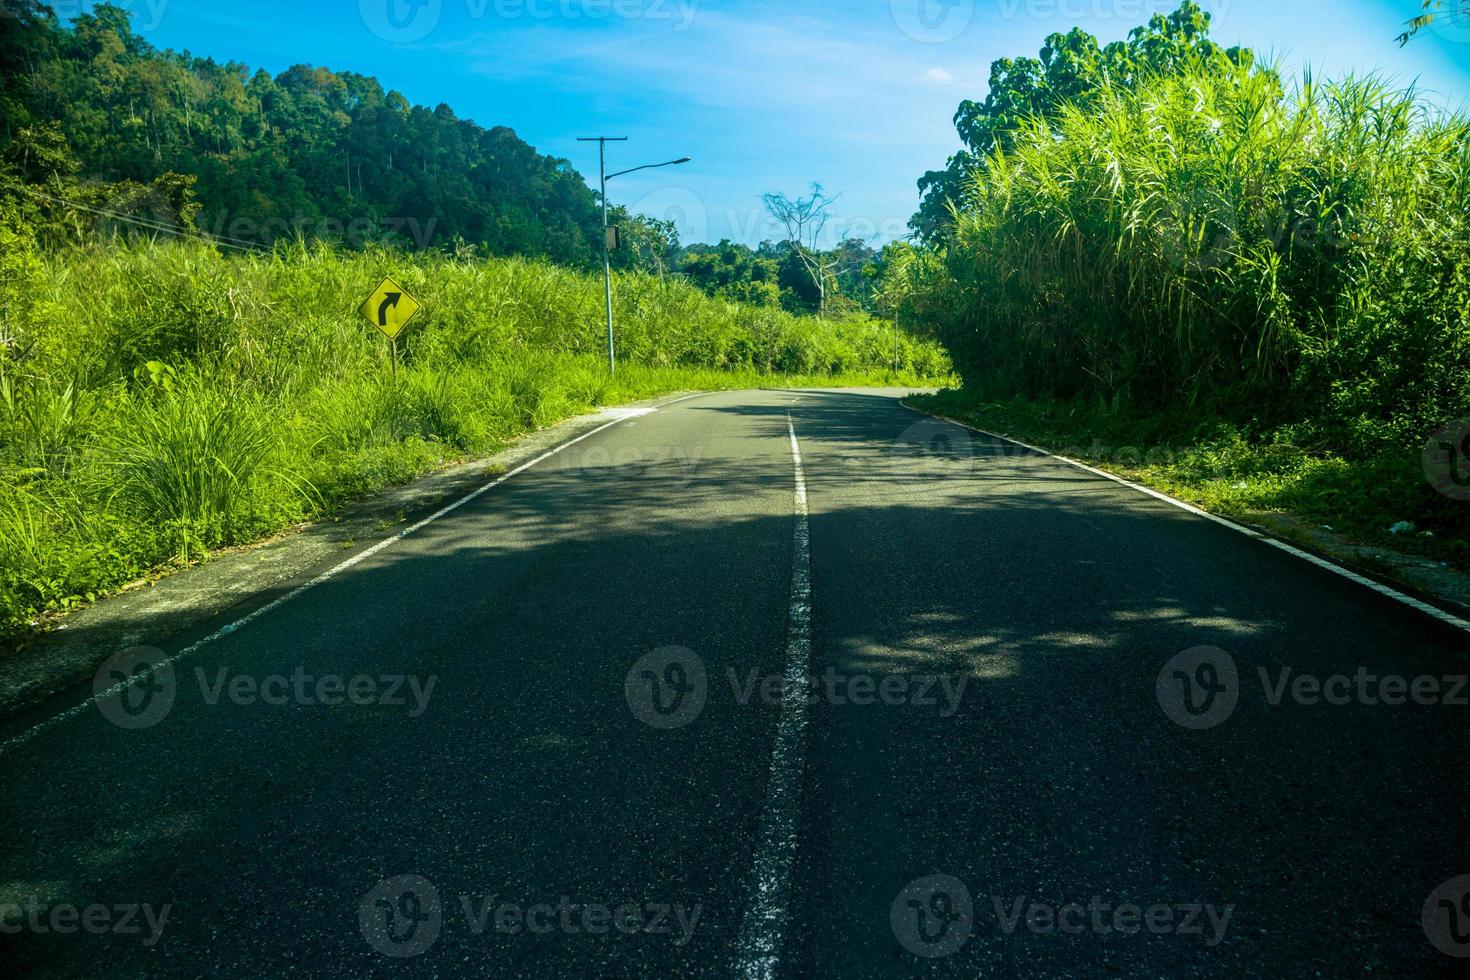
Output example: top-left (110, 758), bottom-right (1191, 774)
top-left (0, 237), bottom-right (950, 630)
top-left (904, 57), bottom-right (1470, 540)
top-left (926, 58), bottom-right (1469, 427)
top-left (100, 372), bottom-right (285, 562)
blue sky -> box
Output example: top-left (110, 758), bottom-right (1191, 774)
top-left (78, 0), bottom-right (1470, 247)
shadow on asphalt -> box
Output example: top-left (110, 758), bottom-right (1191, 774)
top-left (2, 390), bottom-right (1467, 977)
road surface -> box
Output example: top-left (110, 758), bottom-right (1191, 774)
top-left (1, 389), bottom-right (1467, 977)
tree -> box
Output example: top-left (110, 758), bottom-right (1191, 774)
top-left (0, 121), bottom-right (78, 187)
top-left (0, 0), bottom-right (58, 136)
top-left (828, 237), bottom-right (880, 311)
top-left (678, 239), bottom-right (782, 307)
top-left (762, 184), bottom-right (840, 317)
top-left (911, 1), bottom-right (1247, 243)
top-left (607, 206), bottom-right (680, 280)
top-left (873, 241), bottom-right (946, 331)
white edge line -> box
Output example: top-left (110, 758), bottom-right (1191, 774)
top-left (901, 401), bottom-right (1470, 637)
top-left (733, 414), bottom-right (813, 980)
top-left (0, 392), bottom-right (712, 757)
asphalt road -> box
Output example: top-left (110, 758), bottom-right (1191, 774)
top-left (2, 388), bottom-right (1467, 978)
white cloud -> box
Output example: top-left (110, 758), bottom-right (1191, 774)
top-left (924, 67), bottom-right (955, 84)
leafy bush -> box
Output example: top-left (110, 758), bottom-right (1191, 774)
top-left (98, 372), bottom-right (287, 560)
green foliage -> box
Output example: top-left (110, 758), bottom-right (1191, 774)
top-left (912, 1), bottom-right (1253, 242)
top-left (99, 371), bottom-right (285, 561)
top-left (674, 237), bottom-right (881, 315)
top-left (930, 57), bottom-right (1469, 427)
top-left (0, 236), bottom-right (949, 630)
top-left (0, 376), bottom-right (95, 477)
top-left (0, 3), bottom-right (603, 262)
top-left (0, 203), bottom-right (55, 373)
top-left (607, 207), bottom-right (681, 278)
top-left (1397, 1), bottom-right (1470, 44)
top-left (904, 3), bottom-right (1470, 546)
top-left (680, 240), bottom-right (783, 308)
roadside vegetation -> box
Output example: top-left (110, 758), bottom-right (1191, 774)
top-left (896, 2), bottom-right (1470, 559)
top-left (0, 233), bottom-right (949, 632)
top-left (0, 2), bottom-right (951, 637)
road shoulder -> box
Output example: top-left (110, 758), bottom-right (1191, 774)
top-left (902, 398), bottom-right (1470, 631)
top-left (0, 393), bottom-right (697, 720)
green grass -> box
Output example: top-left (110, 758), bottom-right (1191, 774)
top-left (0, 235), bottom-right (951, 632)
top-left (917, 60), bottom-right (1470, 433)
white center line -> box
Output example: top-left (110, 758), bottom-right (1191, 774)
top-left (734, 413), bottom-right (813, 979)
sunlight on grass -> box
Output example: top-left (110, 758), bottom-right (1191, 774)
top-left (0, 239), bottom-right (950, 631)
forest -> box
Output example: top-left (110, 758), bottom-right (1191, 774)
top-left (0, 1), bottom-right (606, 262)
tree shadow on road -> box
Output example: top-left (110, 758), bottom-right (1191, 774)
top-left (2, 390), bottom-right (1467, 978)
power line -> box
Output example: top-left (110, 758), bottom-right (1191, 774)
top-left (2, 180), bottom-right (271, 254)
top-left (10, 182), bottom-right (270, 252)
top-left (7, 181), bottom-right (269, 253)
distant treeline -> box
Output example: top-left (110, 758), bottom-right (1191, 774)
top-left (0, 2), bottom-right (899, 317)
top-left (0, 1), bottom-right (605, 262)
top-left (670, 238), bottom-right (889, 316)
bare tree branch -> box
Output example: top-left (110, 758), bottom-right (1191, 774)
top-left (762, 183), bottom-right (841, 317)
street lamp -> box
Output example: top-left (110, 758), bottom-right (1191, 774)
top-left (578, 137), bottom-right (691, 375)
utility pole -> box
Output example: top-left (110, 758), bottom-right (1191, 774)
top-left (578, 136), bottom-right (627, 375)
top-left (577, 138), bottom-right (691, 376)
top-left (893, 311), bottom-right (900, 377)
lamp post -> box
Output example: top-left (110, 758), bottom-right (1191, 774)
top-left (578, 137), bottom-right (691, 375)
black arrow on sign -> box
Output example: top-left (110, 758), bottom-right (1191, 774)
top-left (377, 292), bottom-right (402, 327)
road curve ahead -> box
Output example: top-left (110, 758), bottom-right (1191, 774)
top-left (1, 388), bottom-right (1467, 978)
